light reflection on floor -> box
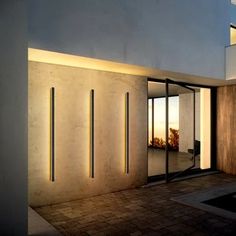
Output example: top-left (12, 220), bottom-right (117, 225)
top-left (148, 148), bottom-right (200, 176)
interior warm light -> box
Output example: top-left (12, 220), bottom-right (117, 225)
top-left (200, 88), bottom-right (211, 169)
top-left (125, 92), bottom-right (129, 174)
top-left (90, 89), bottom-right (95, 178)
top-left (28, 48), bottom-right (150, 77)
top-left (50, 87), bottom-right (55, 181)
top-left (28, 48), bottom-right (218, 85)
top-left (230, 26), bottom-right (236, 45)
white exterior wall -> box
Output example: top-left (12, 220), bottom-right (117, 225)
top-left (28, 0), bottom-right (230, 80)
top-left (0, 0), bottom-right (27, 235)
top-left (231, 3), bottom-right (236, 25)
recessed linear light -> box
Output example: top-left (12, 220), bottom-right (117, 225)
top-left (125, 92), bottom-right (130, 174)
top-left (50, 87), bottom-right (55, 182)
top-left (90, 89), bottom-right (95, 178)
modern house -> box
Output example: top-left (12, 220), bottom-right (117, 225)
top-left (1, 0), bottom-right (236, 235)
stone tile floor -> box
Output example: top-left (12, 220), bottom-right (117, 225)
top-left (35, 173), bottom-right (236, 236)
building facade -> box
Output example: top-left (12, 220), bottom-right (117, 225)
top-left (1, 0), bottom-right (236, 235)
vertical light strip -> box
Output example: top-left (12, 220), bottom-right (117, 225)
top-left (125, 92), bottom-right (130, 174)
top-left (90, 89), bottom-right (95, 178)
top-left (50, 87), bottom-right (55, 182)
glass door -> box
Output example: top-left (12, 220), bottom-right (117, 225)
top-left (148, 83), bottom-right (167, 177)
top-left (148, 78), bottom-right (212, 182)
top-left (165, 79), bottom-right (196, 182)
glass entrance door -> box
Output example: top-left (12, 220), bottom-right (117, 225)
top-left (165, 79), bottom-right (196, 182)
top-left (148, 78), bottom-right (212, 182)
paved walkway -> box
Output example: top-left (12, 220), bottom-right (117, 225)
top-left (28, 207), bottom-right (62, 236)
top-left (35, 173), bottom-right (236, 236)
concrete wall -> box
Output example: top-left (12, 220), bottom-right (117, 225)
top-left (28, 61), bottom-right (147, 207)
top-left (28, 0), bottom-right (230, 80)
top-left (179, 93), bottom-right (200, 152)
top-left (0, 0), bottom-right (27, 235)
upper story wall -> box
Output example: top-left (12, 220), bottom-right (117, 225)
top-left (28, 0), bottom-right (230, 80)
top-left (231, 2), bottom-right (236, 25)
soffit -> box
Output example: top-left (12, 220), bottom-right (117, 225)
top-left (28, 48), bottom-right (236, 87)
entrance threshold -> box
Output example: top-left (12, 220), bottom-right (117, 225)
top-left (144, 170), bottom-right (220, 188)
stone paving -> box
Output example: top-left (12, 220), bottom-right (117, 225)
top-left (35, 173), bottom-right (236, 236)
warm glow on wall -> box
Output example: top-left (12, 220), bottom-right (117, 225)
top-left (28, 60), bottom-right (148, 206)
top-left (28, 48), bottom-right (217, 85)
top-left (200, 88), bottom-right (211, 169)
top-left (28, 48), bottom-right (151, 77)
top-left (230, 26), bottom-right (236, 45)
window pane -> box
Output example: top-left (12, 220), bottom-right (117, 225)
top-left (230, 26), bottom-right (236, 45)
top-left (154, 97), bottom-right (166, 142)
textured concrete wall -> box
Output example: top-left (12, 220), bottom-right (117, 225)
top-left (0, 0), bottom-right (27, 235)
top-left (179, 93), bottom-right (200, 152)
top-left (28, 61), bottom-right (147, 207)
top-left (28, 0), bottom-right (230, 80)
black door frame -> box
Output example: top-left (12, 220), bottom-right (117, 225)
top-left (147, 78), bottom-right (217, 183)
top-left (165, 79), bottom-right (196, 182)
